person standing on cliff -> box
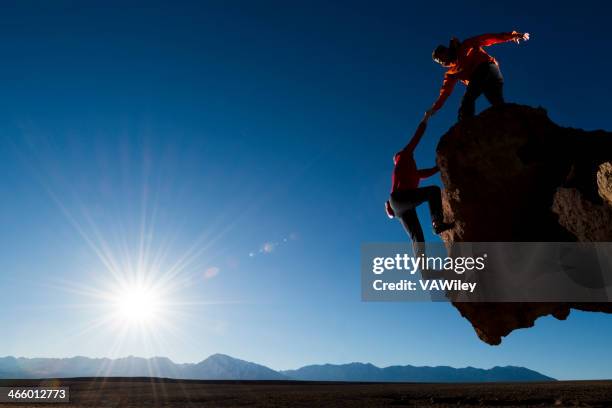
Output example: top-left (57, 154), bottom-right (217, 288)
top-left (385, 117), bottom-right (454, 256)
top-left (425, 31), bottom-right (530, 122)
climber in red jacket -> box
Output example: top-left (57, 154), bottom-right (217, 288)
top-left (425, 31), bottom-right (530, 121)
top-left (385, 117), bottom-right (454, 255)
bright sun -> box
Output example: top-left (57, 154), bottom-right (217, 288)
top-left (113, 285), bottom-right (162, 325)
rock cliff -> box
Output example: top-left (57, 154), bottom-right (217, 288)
top-left (436, 104), bottom-right (612, 345)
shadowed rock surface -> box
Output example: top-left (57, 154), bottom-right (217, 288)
top-left (436, 104), bottom-right (612, 345)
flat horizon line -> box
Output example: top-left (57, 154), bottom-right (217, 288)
top-left (6, 377), bottom-right (606, 385)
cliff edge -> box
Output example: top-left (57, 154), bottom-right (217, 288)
top-left (436, 103), bottom-right (612, 345)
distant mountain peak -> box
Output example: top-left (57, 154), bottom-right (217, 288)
top-left (281, 362), bottom-right (555, 383)
top-left (0, 355), bottom-right (554, 382)
top-left (201, 353), bottom-right (240, 363)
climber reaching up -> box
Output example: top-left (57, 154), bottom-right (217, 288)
top-left (385, 116), bottom-right (454, 256)
top-left (425, 31), bottom-right (530, 122)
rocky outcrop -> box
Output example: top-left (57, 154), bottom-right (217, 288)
top-left (436, 104), bottom-right (612, 345)
top-left (553, 183), bottom-right (612, 241)
top-left (597, 162), bottom-right (612, 205)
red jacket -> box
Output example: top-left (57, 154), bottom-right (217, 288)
top-left (391, 121), bottom-right (438, 193)
top-left (432, 32), bottom-right (519, 111)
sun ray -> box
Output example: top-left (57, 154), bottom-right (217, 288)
top-left (8, 131), bottom-right (260, 362)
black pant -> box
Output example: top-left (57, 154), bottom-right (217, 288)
top-left (389, 186), bottom-right (444, 257)
top-left (458, 62), bottom-right (504, 121)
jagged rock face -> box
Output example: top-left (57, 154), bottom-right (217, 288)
top-left (553, 185), bottom-right (612, 241)
top-left (436, 104), bottom-right (612, 345)
top-left (597, 162), bottom-right (612, 205)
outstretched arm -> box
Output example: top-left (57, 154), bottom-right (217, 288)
top-left (428, 74), bottom-right (458, 116)
top-left (418, 166), bottom-right (439, 179)
top-left (402, 118), bottom-right (428, 153)
top-left (464, 31), bottom-right (530, 48)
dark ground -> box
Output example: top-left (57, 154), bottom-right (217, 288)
top-left (1, 378), bottom-right (611, 407)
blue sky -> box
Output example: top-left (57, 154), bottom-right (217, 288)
top-left (1, 1), bottom-right (612, 380)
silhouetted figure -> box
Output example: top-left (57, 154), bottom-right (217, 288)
top-left (385, 118), bottom-right (453, 256)
top-left (425, 31), bottom-right (529, 121)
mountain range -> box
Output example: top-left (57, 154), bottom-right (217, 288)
top-left (0, 354), bottom-right (555, 382)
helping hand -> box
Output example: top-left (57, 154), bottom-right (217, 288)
top-left (512, 31), bottom-right (530, 44)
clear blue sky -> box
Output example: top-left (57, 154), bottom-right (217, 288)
top-left (1, 1), bottom-right (611, 380)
